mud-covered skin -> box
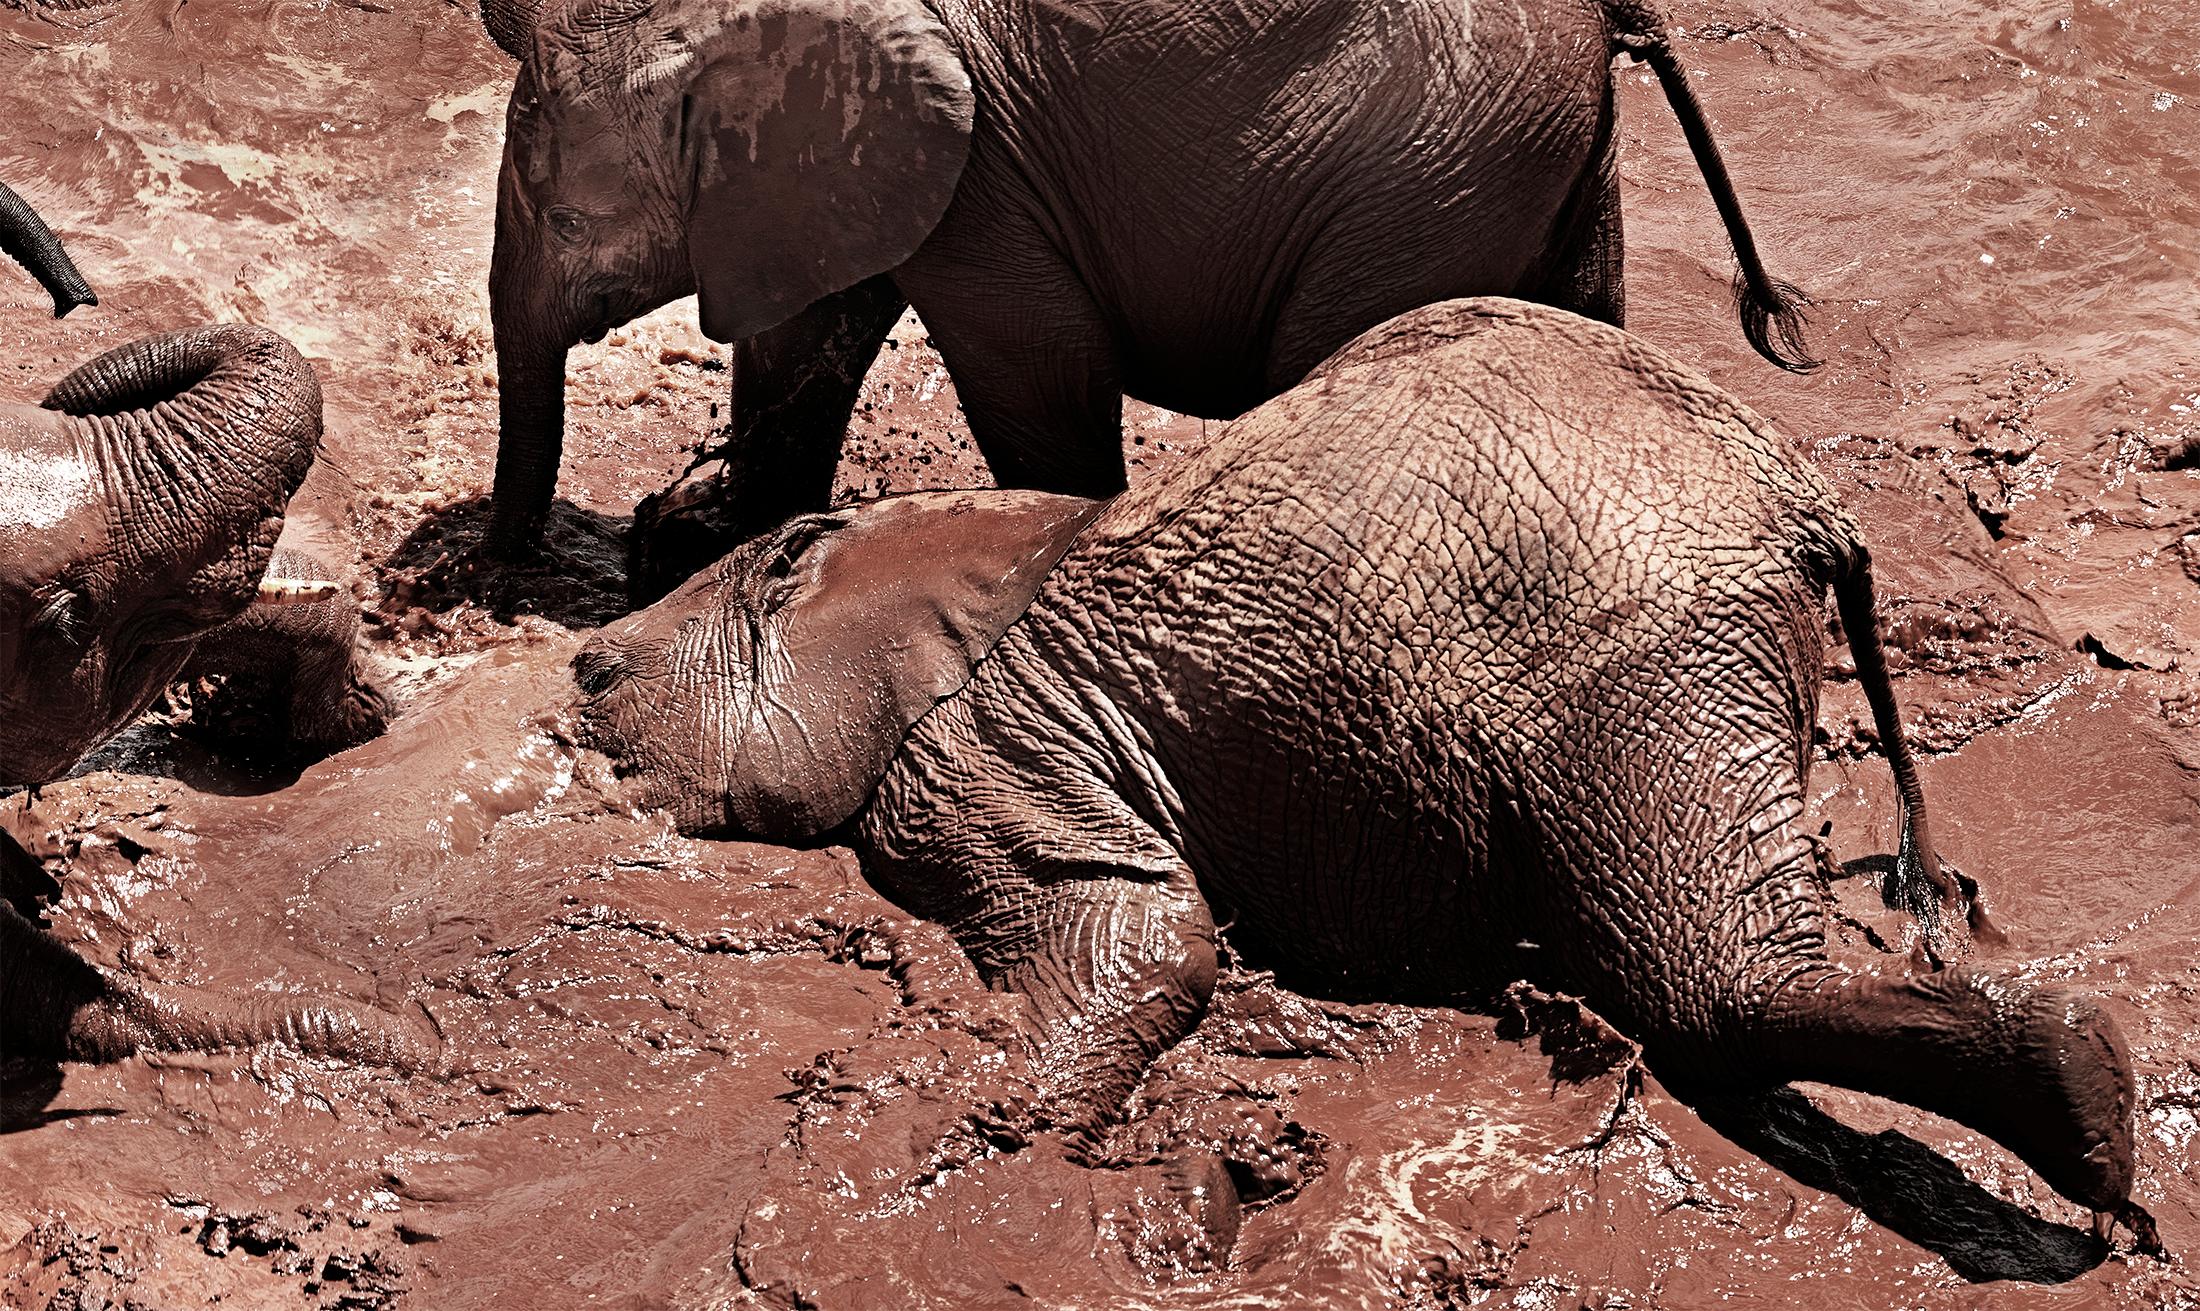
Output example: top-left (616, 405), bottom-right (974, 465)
top-left (179, 545), bottom-right (394, 759)
top-left (0, 327), bottom-right (426, 1074)
top-left (0, 179), bottom-right (96, 318)
top-left (483, 0), bottom-right (1816, 573)
top-left (580, 300), bottom-right (2133, 1236)
top-left (0, 325), bottom-right (321, 789)
top-left (0, 898), bottom-right (434, 1069)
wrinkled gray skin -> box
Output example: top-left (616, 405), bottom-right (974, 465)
top-left (0, 321), bottom-right (424, 1073)
top-left (479, 0), bottom-right (1815, 589)
top-left (578, 300), bottom-right (2134, 1250)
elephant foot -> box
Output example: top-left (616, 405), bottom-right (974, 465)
top-left (628, 455), bottom-right (755, 605)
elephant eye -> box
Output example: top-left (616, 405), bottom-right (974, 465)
top-left (28, 585), bottom-right (91, 652)
top-left (545, 205), bottom-right (589, 244)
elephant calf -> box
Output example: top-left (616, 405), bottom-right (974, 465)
top-left (0, 321), bottom-right (417, 1071)
top-left (577, 298), bottom-right (2135, 1230)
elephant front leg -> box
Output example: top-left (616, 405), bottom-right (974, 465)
top-left (986, 867), bottom-right (1220, 1135)
top-left (980, 865), bottom-right (1238, 1271)
top-left (893, 226), bottom-right (1130, 499)
top-left (628, 275), bottom-right (907, 602)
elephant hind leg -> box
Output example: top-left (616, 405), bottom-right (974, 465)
top-left (1753, 964), bottom-right (2135, 1217)
top-left (0, 901), bottom-right (437, 1072)
top-left (1527, 92), bottom-right (1625, 329)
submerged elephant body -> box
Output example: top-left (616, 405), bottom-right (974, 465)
top-left (579, 300), bottom-right (2133, 1221)
top-left (482, 0), bottom-right (1814, 588)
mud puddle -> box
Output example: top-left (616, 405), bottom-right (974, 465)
top-left (1, 0), bottom-right (2198, 1305)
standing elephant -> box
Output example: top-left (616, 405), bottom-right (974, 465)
top-left (478, 0), bottom-right (1817, 594)
top-left (0, 178), bottom-right (96, 317)
top-left (574, 300), bottom-right (2135, 1242)
top-left (0, 323), bottom-right (420, 1070)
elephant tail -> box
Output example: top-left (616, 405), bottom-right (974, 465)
top-left (1831, 541), bottom-right (1998, 956)
top-left (1604, 1), bottom-right (1818, 373)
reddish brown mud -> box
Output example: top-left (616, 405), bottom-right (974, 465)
top-left (0, 0), bottom-right (2197, 1306)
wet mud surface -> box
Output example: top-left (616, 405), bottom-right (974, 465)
top-left (2, 0), bottom-right (2199, 1305)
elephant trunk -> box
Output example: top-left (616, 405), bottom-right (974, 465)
top-left (46, 324), bottom-right (324, 640)
top-left (487, 294), bottom-right (571, 558)
top-left (44, 323), bottom-right (322, 483)
top-left (478, 0), bottom-right (547, 59)
top-left (0, 179), bottom-right (97, 318)
top-left (0, 902), bottom-right (437, 1071)
top-left (1757, 965), bottom-right (2134, 1212)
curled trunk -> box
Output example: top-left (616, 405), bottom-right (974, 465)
top-left (45, 322), bottom-right (322, 466)
top-left (0, 324), bottom-right (329, 791)
top-left (0, 179), bottom-right (96, 317)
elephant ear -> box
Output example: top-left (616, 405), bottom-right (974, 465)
top-left (674, 0), bottom-right (974, 342)
top-left (729, 490), bottom-right (1101, 840)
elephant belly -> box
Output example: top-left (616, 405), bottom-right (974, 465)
top-left (1166, 750), bottom-right (1504, 1000)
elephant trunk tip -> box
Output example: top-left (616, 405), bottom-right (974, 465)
top-left (51, 284), bottom-right (97, 319)
top-left (1731, 270), bottom-right (1819, 374)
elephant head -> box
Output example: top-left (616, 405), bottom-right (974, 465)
top-left (0, 325), bottom-right (332, 789)
top-left (573, 490), bottom-right (1099, 838)
top-left (479, 0), bottom-right (975, 552)
top-left (0, 179), bottom-right (96, 319)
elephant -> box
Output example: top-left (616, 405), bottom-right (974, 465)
top-left (0, 321), bottom-right (420, 1071)
top-left (0, 178), bottom-right (96, 318)
top-left (172, 544), bottom-right (395, 763)
top-left (573, 299), bottom-right (2137, 1244)
top-left (476, 0), bottom-right (1818, 597)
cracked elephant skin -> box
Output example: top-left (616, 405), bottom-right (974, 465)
top-left (0, 324), bottom-right (423, 1073)
top-left (575, 299), bottom-right (2136, 1247)
top-left (477, 0), bottom-right (1817, 590)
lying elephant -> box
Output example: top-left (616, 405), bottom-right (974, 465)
top-left (0, 321), bottom-right (419, 1069)
top-left (477, 0), bottom-right (1818, 588)
top-left (0, 327), bottom-right (390, 787)
top-left (575, 299), bottom-right (2134, 1233)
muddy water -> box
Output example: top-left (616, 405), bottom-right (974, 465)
top-left (0, 0), bottom-right (2197, 1305)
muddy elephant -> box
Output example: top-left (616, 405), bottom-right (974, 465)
top-left (0, 323), bottom-right (419, 1070)
top-left (477, 0), bottom-right (1817, 592)
top-left (0, 326), bottom-right (391, 788)
top-left (575, 299), bottom-right (2135, 1241)
top-left (0, 178), bottom-right (96, 318)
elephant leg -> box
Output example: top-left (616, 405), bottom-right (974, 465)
top-left (628, 275), bottom-right (907, 603)
top-left (1756, 964), bottom-right (2136, 1218)
top-left (0, 901), bottom-right (435, 1070)
top-left (896, 237), bottom-right (1129, 498)
top-left (988, 868), bottom-right (1220, 1134)
top-left (987, 867), bottom-right (1236, 1271)
top-left (1528, 97), bottom-right (1625, 328)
